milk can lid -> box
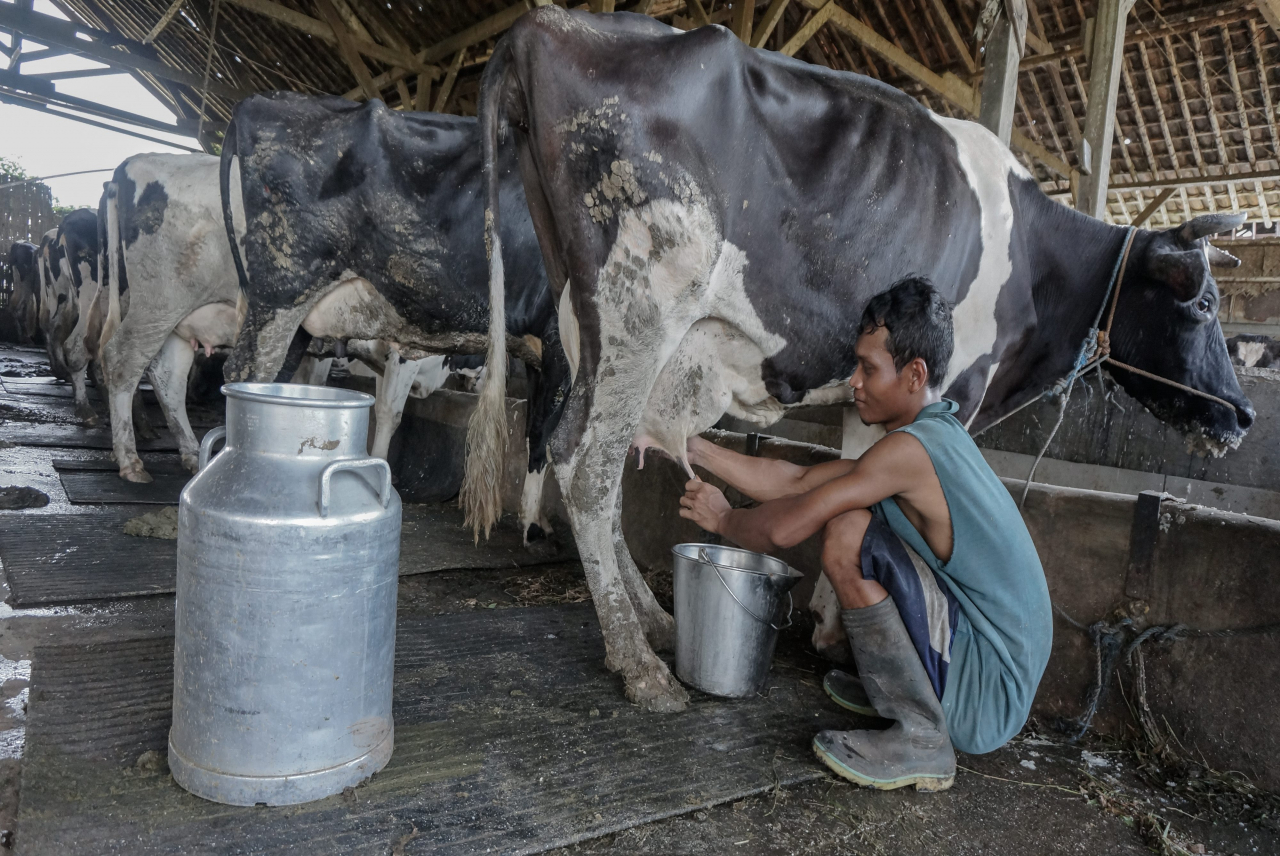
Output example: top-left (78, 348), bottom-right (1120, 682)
top-left (221, 382), bottom-right (375, 409)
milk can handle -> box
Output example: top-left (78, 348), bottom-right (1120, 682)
top-left (699, 548), bottom-right (794, 631)
top-left (319, 458), bottom-right (393, 518)
top-left (198, 426), bottom-right (227, 471)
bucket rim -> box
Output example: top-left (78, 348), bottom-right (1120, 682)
top-left (671, 542), bottom-right (802, 579)
top-left (222, 382), bottom-right (374, 409)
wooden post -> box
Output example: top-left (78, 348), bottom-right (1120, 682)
top-left (732, 0), bottom-right (755, 44)
top-left (1075, 0), bottom-right (1135, 218)
top-left (977, 12), bottom-right (1023, 144)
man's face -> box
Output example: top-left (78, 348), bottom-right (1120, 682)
top-left (849, 325), bottom-right (917, 426)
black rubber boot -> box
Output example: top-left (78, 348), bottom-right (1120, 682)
top-left (812, 597), bottom-right (956, 791)
top-left (822, 670), bottom-right (878, 717)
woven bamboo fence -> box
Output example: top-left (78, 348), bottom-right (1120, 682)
top-left (1, 173), bottom-right (59, 309)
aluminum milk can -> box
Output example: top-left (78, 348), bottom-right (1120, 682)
top-left (169, 382), bottom-right (401, 806)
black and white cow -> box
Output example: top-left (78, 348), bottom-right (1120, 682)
top-left (38, 210), bottom-right (103, 421)
top-left (90, 153), bottom-right (243, 479)
top-left (222, 91), bottom-right (571, 543)
top-left (5, 241), bottom-right (42, 344)
top-left (465, 8), bottom-right (1254, 712)
top-left (1226, 333), bottom-right (1280, 369)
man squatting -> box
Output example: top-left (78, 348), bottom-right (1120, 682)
top-left (679, 278), bottom-right (1053, 791)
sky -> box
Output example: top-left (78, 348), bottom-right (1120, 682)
top-left (0, 0), bottom-right (199, 209)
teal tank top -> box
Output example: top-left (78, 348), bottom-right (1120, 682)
top-left (872, 399), bottom-right (1053, 754)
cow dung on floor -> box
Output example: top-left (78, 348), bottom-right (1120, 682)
top-left (123, 507), bottom-right (179, 539)
top-left (0, 486), bottom-right (48, 510)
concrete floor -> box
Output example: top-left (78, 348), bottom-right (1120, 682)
top-left (0, 342), bottom-right (1276, 854)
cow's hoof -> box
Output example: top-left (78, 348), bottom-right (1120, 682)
top-left (120, 465), bottom-right (153, 484)
top-left (136, 424), bottom-right (160, 441)
top-left (625, 661), bottom-right (689, 713)
top-left (76, 407), bottom-right (98, 425)
top-left (523, 522), bottom-right (547, 545)
top-left (180, 454), bottom-right (199, 474)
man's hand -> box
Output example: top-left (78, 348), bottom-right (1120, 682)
top-left (679, 479), bottom-right (731, 534)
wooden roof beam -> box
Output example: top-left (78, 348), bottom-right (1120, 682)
top-left (1221, 23), bottom-right (1271, 226)
top-left (315, 0), bottom-right (379, 100)
top-left (1075, 0), bottom-right (1134, 218)
top-left (791, 0), bottom-right (1069, 178)
top-left (1018, 3), bottom-right (1255, 73)
top-left (1046, 167), bottom-right (1280, 193)
top-left (345, 0), bottom-right (534, 99)
top-left (1192, 29), bottom-right (1241, 212)
top-left (926, 0), bottom-right (975, 74)
top-left (1259, 0), bottom-right (1280, 40)
top-left (223, 0), bottom-right (431, 76)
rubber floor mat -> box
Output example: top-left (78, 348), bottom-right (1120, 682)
top-left (56, 470), bottom-right (190, 505)
top-left (0, 504), bottom-right (573, 605)
top-left (0, 422), bottom-right (186, 452)
top-left (51, 455), bottom-right (189, 475)
top-left (15, 605), bottom-right (844, 855)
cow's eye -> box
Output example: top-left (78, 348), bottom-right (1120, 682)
top-left (1195, 295), bottom-right (1214, 315)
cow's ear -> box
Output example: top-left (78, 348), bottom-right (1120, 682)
top-left (1146, 247), bottom-right (1208, 302)
top-left (1177, 212), bottom-right (1246, 244)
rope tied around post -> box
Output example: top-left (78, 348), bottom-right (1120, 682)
top-left (1052, 602), bottom-right (1280, 741)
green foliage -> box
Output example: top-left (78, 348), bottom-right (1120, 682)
top-left (53, 204), bottom-right (79, 218)
top-left (0, 155), bottom-right (29, 180)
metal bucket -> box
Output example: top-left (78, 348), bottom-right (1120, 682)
top-left (169, 383), bottom-right (401, 806)
top-left (672, 543), bottom-right (804, 698)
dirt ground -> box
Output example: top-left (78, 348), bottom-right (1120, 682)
top-left (0, 343), bottom-right (1276, 854)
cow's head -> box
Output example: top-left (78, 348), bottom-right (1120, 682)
top-left (1109, 213), bottom-right (1253, 455)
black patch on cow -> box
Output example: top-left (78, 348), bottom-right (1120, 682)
top-left (224, 92), bottom-right (570, 472)
top-left (133, 182), bottom-right (169, 241)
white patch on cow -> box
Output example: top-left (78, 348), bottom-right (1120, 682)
top-left (301, 274), bottom-right (414, 342)
top-left (290, 355), bottom-right (334, 386)
top-left (96, 154), bottom-right (244, 483)
top-left (173, 302), bottom-right (239, 357)
top-left (147, 334), bottom-right (199, 469)
top-left (810, 573), bottom-right (846, 658)
top-left (519, 463), bottom-right (552, 543)
top-left (1236, 341), bottom-right (1265, 368)
top-left (929, 116), bottom-right (1020, 401)
top-left (964, 360), bottom-right (1001, 429)
top-left (409, 355), bottom-right (450, 398)
top-left (558, 280), bottom-right (580, 382)
top-left (370, 348), bottom-right (425, 459)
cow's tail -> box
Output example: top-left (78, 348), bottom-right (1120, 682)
top-left (461, 39), bottom-right (516, 543)
top-left (220, 115), bottom-right (250, 301)
top-left (99, 181), bottom-right (122, 358)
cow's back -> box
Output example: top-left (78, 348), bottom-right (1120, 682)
top-left (232, 93), bottom-right (551, 338)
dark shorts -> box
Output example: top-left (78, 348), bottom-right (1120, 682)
top-left (860, 515), bottom-right (960, 700)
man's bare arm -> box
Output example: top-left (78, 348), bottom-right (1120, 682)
top-left (687, 435), bottom-right (856, 502)
top-left (681, 432), bottom-right (924, 552)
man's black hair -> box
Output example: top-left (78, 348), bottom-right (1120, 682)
top-left (858, 277), bottom-right (954, 390)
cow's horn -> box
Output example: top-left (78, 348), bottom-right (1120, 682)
top-left (1178, 212), bottom-right (1247, 243)
top-left (1206, 245), bottom-right (1242, 268)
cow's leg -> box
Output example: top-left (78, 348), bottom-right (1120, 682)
top-left (554, 385), bottom-right (689, 713)
top-left (519, 461), bottom-right (553, 544)
top-left (131, 387), bottom-right (159, 441)
top-left (69, 365), bottom-right (97, 425)
top-left (225, 304), bottom-right (313, 384)
top-left (100, 318), bottom-right (179, 483)
top-left (369, 350), bottom-right (421, 460)
top-left (611, 491), bottom-right (676, 652)
top-left (147, 334), bottom-right (199, 472)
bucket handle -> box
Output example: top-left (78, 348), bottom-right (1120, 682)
top-left (699, 548), bottom-right (794, 631)
top-left (319, 458), bottom-right (393, 517)
top-left (198, 426), bottom-right (227, 471)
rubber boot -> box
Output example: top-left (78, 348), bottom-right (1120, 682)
top-left (812, 597), bottom-right (956, 791)
top-left (823, 670), bottom-right (878, 717)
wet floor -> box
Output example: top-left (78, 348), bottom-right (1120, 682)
top-left (0, 342), bottom-right (1275, 855)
